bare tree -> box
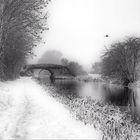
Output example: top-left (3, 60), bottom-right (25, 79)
top-left (61, 58), bottom-right (87, 76)
top-left (0, 0), bottom-right (50, 80)
top-left (91, 62), bottom-right (102, 74)
top-left (101, 37), bottom-right (140, 86)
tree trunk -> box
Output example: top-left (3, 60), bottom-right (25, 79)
top-left (123, 79), bottom-right (130, 86)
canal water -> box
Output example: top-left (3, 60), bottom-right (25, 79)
top-left (41, 79), bottom-right (140, 122)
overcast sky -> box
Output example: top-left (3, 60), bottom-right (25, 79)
top-left (30, 0), bottom-right (140, 70)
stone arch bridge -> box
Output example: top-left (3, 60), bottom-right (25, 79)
top-left (20, 64), bottom-right (75, 82)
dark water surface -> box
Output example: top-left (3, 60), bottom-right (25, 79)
top-left (41, 78), bottom-right (140, 122)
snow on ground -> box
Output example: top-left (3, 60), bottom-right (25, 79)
top-left (0, 77), bottom-right (101, 139)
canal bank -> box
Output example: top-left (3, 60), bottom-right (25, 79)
top-left (42, 80), bottom-right (140, 140)
top-left (0, 78), bottom-right (100, 139)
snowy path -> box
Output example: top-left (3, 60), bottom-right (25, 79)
top-left (0, 78), bottom-right (101, 139)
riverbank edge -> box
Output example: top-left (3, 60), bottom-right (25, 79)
top-left (0, 78), bottom-right (101, 139)
top-left (42, 82), bottom-right (140, 140)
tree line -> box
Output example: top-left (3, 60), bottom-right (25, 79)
top-left (92, 37), bottom-right (140, 86)
top-left (0, 0), bottom-right (50, 80)
top-left (61, 58), bottom-right (87, 76)
top-left (37, 49), bottom-right (87, 76)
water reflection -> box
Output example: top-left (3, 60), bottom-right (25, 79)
top-left (53, 81), bottom-right (134, 107)
top-left (41, 79), bottom-right (140, 122)
top-left (55, 80), bottom-right (78, 91)
top-left (104, 86), bottom-right (131, 106)
top-left (129, 88), bottom-right (140, 122)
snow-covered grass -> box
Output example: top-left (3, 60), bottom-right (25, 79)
top-left (47, 86), bottom-right (140, 140)
top-left (0, 77), bottom-right (100, 139)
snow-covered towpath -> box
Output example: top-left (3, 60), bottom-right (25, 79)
top-left (0, 78), bottom-right (100, 139)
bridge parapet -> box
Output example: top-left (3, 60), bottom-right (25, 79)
top-left (20, 64), bottom-right (75, 79)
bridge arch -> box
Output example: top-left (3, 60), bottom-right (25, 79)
top-left (38, 69), bottom-right (51, 77)
top-left (20, 64), bottom-right (75, 82)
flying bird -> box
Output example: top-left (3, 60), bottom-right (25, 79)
top-left (105, 35), bottom-right (109, 37)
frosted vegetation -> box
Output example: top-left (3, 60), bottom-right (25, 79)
top-left (47, 85), bottom-right (140, 140)
top-left (0, 78), bottom-right (100, 139)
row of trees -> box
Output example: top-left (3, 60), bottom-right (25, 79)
top-left (61, 58), bottom-right (87, 76)
top-left (0, 0), bottom-right (50, 80)
top-left (101, 37), bottom-right (140, 86)
top-left (90, 62), bottom-right (102, 74)
top-left (37, 50), bottom-right (87, 76)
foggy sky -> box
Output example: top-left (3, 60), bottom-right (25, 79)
top-left (29, 0), bottom-right (140, 70)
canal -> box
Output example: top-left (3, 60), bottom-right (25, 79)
top-left (40, 78), bottom-right (140, 122)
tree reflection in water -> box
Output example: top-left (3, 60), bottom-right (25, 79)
top-left (105, 85), bottom-right (140, 123)
top-left (128, 88), bottom-right (140, 123)
top-left (41, 79), bottom-right (140, 123)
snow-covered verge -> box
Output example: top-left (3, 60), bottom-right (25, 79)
top-left (0, 77), bottom-right (100, 139)
top-left (47, 86), bottom-right (140, 140)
